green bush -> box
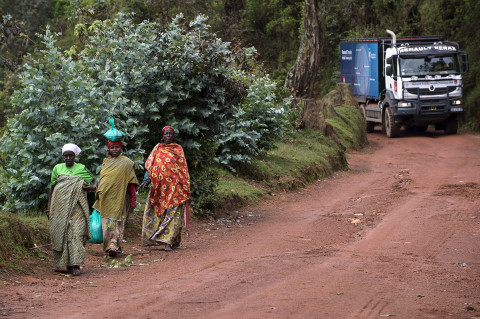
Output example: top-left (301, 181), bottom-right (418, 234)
top-left (0, 13), bottom-right (292, 213)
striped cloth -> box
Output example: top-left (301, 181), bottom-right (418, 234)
top-left (142, 194), bottom-right (183, 246)
top-left (49, 175), bottom-right (90, 267)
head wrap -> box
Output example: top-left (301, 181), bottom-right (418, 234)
top-left (62, 143), bottom-right (81, 156)
top-left (108, 140), bottom-right (123, 149)
top-left (162, 126), bottom-right (175, 134)
top-left (161, 126), bottom-right (175, 144)
top-left (107, 141), bottom-right (123, 155)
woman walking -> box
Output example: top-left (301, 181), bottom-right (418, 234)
top-left (141, 126), bottom-right (190, 251)
top-left (93, 141), bottom-right (138, 257)
top-left (47, 143), bottom-right (97, 276)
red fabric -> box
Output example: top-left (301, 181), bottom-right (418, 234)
top-left (162, 126), bottom-right (175, 134)
top-left (145, 143), bottom-right (190, 216)
top-left (127, 183), bottom-right (137, 207)
top-left (107, 141), bottom-right (123, 155)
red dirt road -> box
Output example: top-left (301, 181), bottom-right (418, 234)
top-left (2, 131), bottom-right (480, 318)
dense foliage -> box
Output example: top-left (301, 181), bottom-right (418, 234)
top-left (0, 0), bottom-right (479, 213)
top-left (0, 14), bottom-right (292, 212)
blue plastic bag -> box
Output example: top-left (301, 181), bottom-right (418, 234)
top-left (88, 209), bottom-right (103, 244)
top-left (103, 117), bottom-right (125, 142)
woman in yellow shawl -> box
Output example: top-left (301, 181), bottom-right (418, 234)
top-left (141, 126), bottom-right (190, 251)
top-left (47, 143), bottom-right (97, 276)
top-left (93, 141), bottom-right (138, 257)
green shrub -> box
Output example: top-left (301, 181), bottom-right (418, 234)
top-left (0, 13), bottom-right (292, 213)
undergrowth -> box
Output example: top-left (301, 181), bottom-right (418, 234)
top-left (0, 213), bottom-right (49, 272)
top-left (214, 105), bottom-right (365, 214)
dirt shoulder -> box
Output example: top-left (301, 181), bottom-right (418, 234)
top-left (1, 130), bottom-right (479, 318)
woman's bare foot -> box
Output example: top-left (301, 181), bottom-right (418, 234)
top-left (165, 244), bottom-right (172, 251)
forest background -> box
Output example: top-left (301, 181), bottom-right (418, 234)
top-left (0, 0), bottom-right (478, 216)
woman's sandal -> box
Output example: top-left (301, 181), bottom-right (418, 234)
top-left (164, 244), bottom-right (172, 251)
top-left (72, 266), bottom-right (81, 276)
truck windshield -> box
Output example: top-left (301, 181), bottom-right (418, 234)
top-left (399, 55), bottom-right (459, 76)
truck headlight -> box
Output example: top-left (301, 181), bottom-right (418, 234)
top-left (452, 100), bottom-right (462, 105)
top-left (398, 102), bottom-right (412, 108)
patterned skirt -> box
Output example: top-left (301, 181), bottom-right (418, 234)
top-left (142, 195), bottom-right (184, 247)
top-left (100, 199), bottom-right (132, 253)
top-left (102, 215), bottom-right (126, 253)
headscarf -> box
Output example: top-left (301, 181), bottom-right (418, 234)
top-left (162, 126), bottom-right (175, 134)
top-left (161, 126), bottom-right (175, 144)
top-left (107, 141), bottom-right (123, 156)
top-left (62, 143), bottom-right (81, 156)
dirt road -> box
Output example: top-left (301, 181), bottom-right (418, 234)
top-left (2, 130), bottom-right (480, 318)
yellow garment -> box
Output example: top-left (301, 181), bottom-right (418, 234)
top-left (93, 155), bottom-right (138, 220)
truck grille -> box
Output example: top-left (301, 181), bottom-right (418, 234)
top-left (406, 86), bottom-right (457, 96)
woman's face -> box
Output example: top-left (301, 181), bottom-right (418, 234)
top-left (163, 128), bottom-right (175, 144)
top-left (109, 145), bottom-right (122, 158)
top-left (62, 151), bottom-right (76, 167)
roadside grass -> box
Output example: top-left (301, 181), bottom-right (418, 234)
top-left (326, 105), bottom-right (368, 151)
top-left (0, 105), bottom-right (366, 272)
top-left (214, 105), bottom-right (366, 214)
top-left (0, 213), bottom-right (50, 273)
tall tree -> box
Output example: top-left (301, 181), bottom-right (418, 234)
top-left (223, 0), bottom-right (244, 38)
top-left (284, 0), bottom-right (324, 99)
top-left (0, 13), bottom-right (23, 71)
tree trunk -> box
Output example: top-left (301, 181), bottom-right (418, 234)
top-left (284, 0), bottom-right (324, 99)
top-left (223, 0), bottom-right (245, 38)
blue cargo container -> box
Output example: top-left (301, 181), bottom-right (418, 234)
top-left (340, 42), bottom-right (380, 100)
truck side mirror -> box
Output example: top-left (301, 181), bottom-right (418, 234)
top-left (386, 65), bottom-right (393, 76)
top-left (461, 52), bottom-right (469, 73)
top-left (386, 57), bottom-right (393, 65)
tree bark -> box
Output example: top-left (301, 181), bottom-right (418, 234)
top-left (223, 0), bottom-right (245, 38)
top-left (284, 0), bottom-right (324, 99)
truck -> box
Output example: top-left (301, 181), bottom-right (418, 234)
top-left (340, 30), bottom-right (468, 137)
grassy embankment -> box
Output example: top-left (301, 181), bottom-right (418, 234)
top-left (0, 105), bottom-right (366, 273)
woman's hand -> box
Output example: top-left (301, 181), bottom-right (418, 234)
top-left (82, 184), bottom-right (97, 192)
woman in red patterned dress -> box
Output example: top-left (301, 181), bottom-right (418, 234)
top-left (141, 126), bottom-right (190, 251)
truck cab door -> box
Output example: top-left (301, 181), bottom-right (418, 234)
top-left (384, 55), bottom-right (398, 99)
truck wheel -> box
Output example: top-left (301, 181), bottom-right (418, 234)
top-left (444, 118), bottom-right (458, 135)
top-left (385, 107), bottom-right (401, 138)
